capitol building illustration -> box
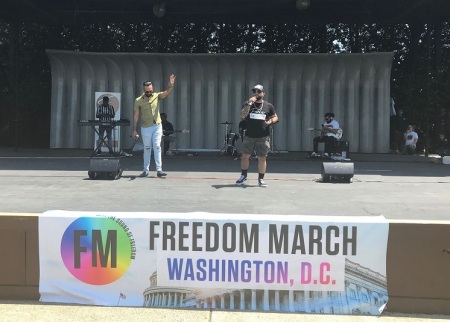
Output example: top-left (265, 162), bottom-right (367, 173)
top-left (142, 259), bottom-right (388, 315)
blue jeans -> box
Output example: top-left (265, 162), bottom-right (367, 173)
top-left (141, 124), bottom-right (163, 172)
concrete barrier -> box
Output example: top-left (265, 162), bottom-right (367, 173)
top-left (1, 214), bottom-right (449, 314)
top-left (0, 214), bottom-right (39, 300)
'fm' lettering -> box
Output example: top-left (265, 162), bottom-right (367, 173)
top-left (73, 230), bottom-right (118, 268)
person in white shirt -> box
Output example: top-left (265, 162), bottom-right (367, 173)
top-left (312, 112), bottom-right (341, 157)
top-left (403, 125), bottom-right (419, 155)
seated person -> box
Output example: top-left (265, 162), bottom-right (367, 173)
top-left (311, 112), bottom-right (341, 157)
top-left (160, 113), bottom-right (176, 155)
top-left (402, 125), bottom-right (419, 155)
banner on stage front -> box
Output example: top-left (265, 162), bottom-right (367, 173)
top-left (39, 211), bottom-right (389, 315)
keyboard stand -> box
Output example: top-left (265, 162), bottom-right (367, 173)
top-left (91, 125), bottom-right (116, 157)
top-left (78, 119), bottom-right (130, 157)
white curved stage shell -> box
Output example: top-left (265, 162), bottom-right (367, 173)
top-left (47, 50), bottom-right (394, 153)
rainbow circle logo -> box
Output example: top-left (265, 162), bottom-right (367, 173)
top-left (60, 216), bottom-right (133, 285)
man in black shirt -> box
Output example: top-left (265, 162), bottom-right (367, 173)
top-left (95, 96), bottom-right (115, 155)
top-left (235, 84), bottom-right (278, 187)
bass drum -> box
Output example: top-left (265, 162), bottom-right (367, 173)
top-left (226, 133), bottom-right (240, 156)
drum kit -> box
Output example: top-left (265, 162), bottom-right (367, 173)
top-left (218, 120), bottom-right (279, 157)
top-left (218, 121), bottom-right (242, 157)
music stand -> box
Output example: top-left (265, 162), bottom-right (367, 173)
top-left (268, 125), bottom-right (281, 156)
top-left (218, 121), bottom-right (235, 156)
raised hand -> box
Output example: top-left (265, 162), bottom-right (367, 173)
top-left (169, 74), bottom-right (176, 85)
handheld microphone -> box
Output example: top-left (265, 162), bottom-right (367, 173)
top-left (247, 94), bottom-right (258, 106)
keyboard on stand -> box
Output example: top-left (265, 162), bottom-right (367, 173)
top-left (78, 119), bottom-right (130, 127)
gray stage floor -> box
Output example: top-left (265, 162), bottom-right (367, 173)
top-left (0, 148), bottom-right (448, 220)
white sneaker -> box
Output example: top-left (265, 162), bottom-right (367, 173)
top-left (258, 179), bottom-right (267, 187)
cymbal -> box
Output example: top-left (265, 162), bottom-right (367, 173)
top-left (220, 121), bottom-right (233, 125)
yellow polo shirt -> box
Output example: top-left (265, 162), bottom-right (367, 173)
top-left (134, 92), bottom-right (163, 128)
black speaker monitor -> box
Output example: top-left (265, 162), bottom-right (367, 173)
top-left (88, 158), bottom-right (122, 180)
top-left (321, 162), bottom-right (354, 183)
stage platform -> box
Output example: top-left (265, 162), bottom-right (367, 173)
top-left (0, 148), bottom-right (448, 220)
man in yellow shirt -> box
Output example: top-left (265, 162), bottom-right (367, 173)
top-left (132, 74), bottom-right (176, 177)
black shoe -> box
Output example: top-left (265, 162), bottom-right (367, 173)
top-left (236, 175), bottom-right (247, 185)
top-left (157, 171), bottom-right (167, 178)
top-left (139, 171), bottom-right (148, 177)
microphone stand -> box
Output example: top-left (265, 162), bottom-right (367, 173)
top-left (268, 125), bottom-right (280, 156)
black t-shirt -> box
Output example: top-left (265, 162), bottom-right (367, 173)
top-left (244, 101), bottom-right (276, 138)
top-left (162, 120), bottom-right (174, 136)
top-left (239, 120), bottom-right (247, 135)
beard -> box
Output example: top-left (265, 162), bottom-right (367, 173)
top-left (255, 94), bottom-right (263, 101)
